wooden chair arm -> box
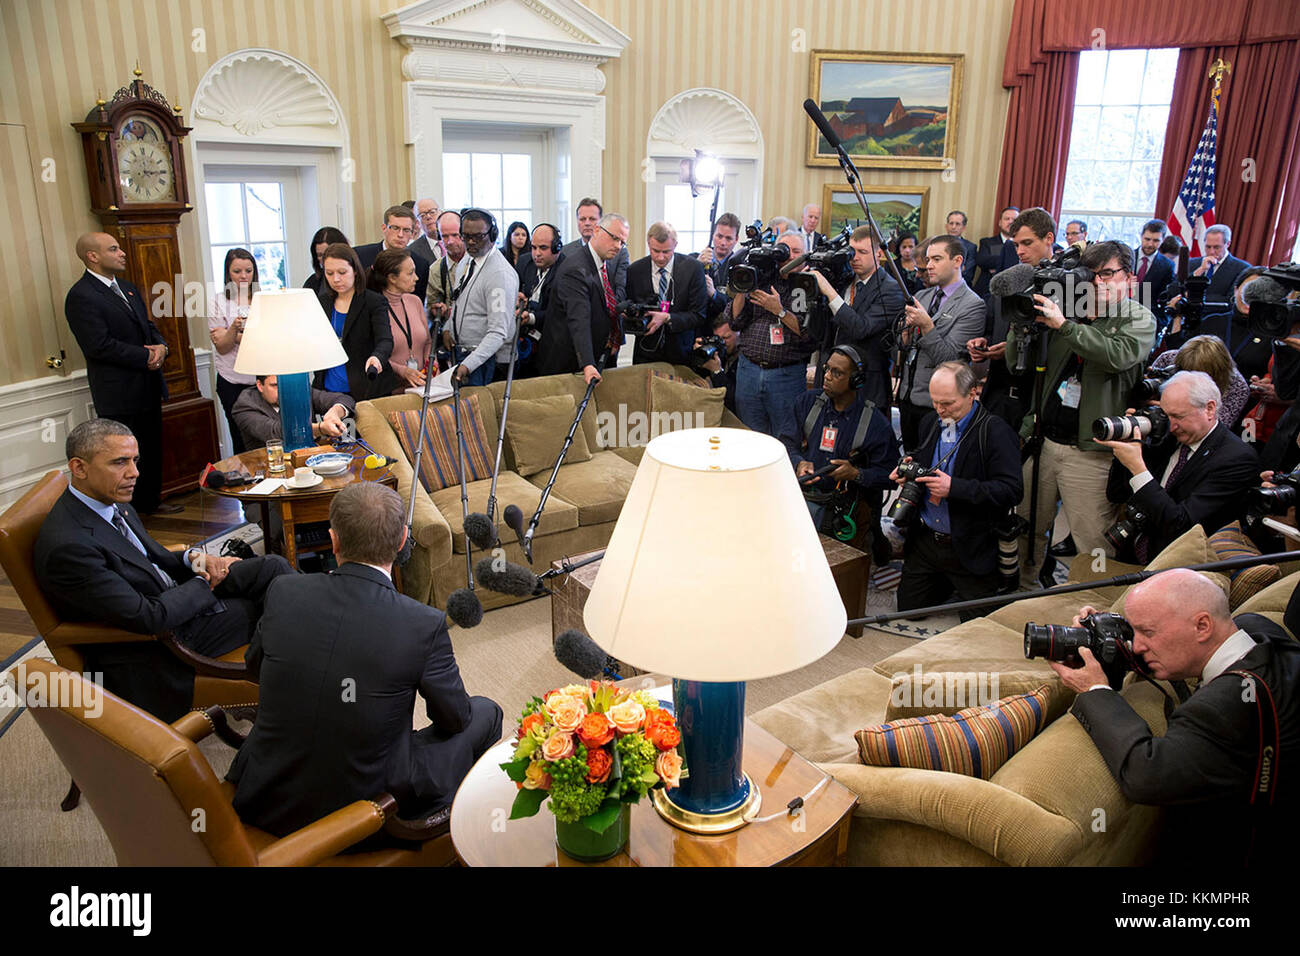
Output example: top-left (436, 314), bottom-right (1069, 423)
top-left (256, 798), bottom-right (392, 867)
top-left (159, 631), bottom-right (250, 679)
top-left (44, 623), bottom-right (156, 647)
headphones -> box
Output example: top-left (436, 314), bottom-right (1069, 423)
top-left (830, 344), bottom-right (867, 390)
top-left (533, 222), bottom-right (563, 254)
top-left (460, 207), bottom-right (499, 244)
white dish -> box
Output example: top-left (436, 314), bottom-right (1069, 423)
top-left (286, 472), bottom-right (324, 490)
top-left (311, 461), bottom-right (349, 476)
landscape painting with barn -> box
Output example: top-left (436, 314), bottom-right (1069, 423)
top-left (808, 51), bottom-right (963, 169)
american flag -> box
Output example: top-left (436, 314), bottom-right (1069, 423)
top-left (1167, 80), bottom-right (1221, 257)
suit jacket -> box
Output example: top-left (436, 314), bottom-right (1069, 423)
top-left (956, 236), bottom-right (978, 283)
top-left (355, 242), bottom-right (431, 304)
top-left (227, 563), bottom-right (474, 836)
top-left (1105, 423), bottom-right (1259, 558)
top-left (799, 230), bottom-right (827, 253)
top-left (830, 269), bottom-right (905, 411)
top-left (972, 235), bottom-right (1008, 298)
top-left (406, 235), bottom-right (438, 265)
top-left (517, 254), bottom-right (565, 365)
top-left (1071, 614), bottom-right (1300, 866)
top-left (231, 385), bottom-right (355, 450)
top-left (907, 404), bottom-right (1024, 574)
top-left (626, 253), bottom-right (708, 366)
top-left (537, 245), bottom-right (617, 374)
top-left (1131, 248), bottom-right (1174, 315)
top-left (562, 239), bottom-right (628, 301)
top-left (63, 272), bottom-right (168, 416)
top-left (902, 281), bottom-right (987, 405)
top-left (313, 288), bottom-right (397, 400)
top-left (1167, 253), bottom-right (1251, 308)
top-left (696, 250), bottom-right (736, 319)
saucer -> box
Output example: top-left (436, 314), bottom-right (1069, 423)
top-left (306, 452), bottom-right (352, 476)
top-left (287, 472), bottom-right (324, 490)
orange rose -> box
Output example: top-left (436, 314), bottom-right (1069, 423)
top-left (643, 709), bottom-right (681, 751)
top-left (540, 731), bottom-right (575, 762)
top-left (607, 698), bottom-right (646, 735)
top-left (576, 712), bottom-right (616, 748)
top-left (518, 712), bottom-right (544, 739)
top-left (655, 751), bottom-right (683, 788)
top-left (544, 694), bottom-right (587, 733)
top-left (585, 747), bottom-right (613, 784)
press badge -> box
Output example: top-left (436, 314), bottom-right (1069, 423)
top-left (406, 356), bottom-right (420, 370)
top-left (659, 299), bottom-right (671, 312)
top-left (820, 426), bottom-right (838, 452)
top-left (769, 324), bottom-right (785, 345)
top-left (1058, 377), bottom-right (1081, 409)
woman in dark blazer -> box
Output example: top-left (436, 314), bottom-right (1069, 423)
top-left (304, 226), bottom-right (349, 294)
top-left (314, 242), bottom-right (397, 400)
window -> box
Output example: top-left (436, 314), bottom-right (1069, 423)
top-left (442, 152), bottom-right (532, 232)
top-left (663, 183), bottom-right (726, 254)
top-left (1060, 48), bottom-right (1179, 244)
top-left (204, 181), bottom-right (289, 290)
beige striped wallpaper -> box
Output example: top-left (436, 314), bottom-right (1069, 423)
top-left (0, 0), bottom-right (1014, 390)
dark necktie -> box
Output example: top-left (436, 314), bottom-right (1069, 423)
top-left (113, 507), bottom-right (175, 589)
top-left (1206, 262), bottom-right (1216, 281)
top-left (928, 288), bottom-right (945, 317)
top-left (1133, 446), bottom-right (1193, 563)
top-left (1136, 256), bottom-right (1149, 281)
top-left (1164, 444), bottom-right (1191, 488)
top-left (109, 279), bottom-right (130, 305)
top-left (657, 267), bottom-right (669, 301)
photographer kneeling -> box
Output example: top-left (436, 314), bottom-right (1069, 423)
top-left (891, 361), bottom-right (1023, 620)
top-left (779, 346), bottom-right (897, 543)
top-left (1099, 370), bottom-right (1258, 563)
top-left (1049, 568), bottom-right (1300, 866)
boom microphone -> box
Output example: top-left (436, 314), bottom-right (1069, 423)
top-left (463, 512), bottom-right (498, 550)
top-left (445, 588), bottom-right (483, 629)
top-left (474, 557), bottom-right (544, 597)
top-left (554, 629), bottom-right (622, 680)
top-left (503, 504), bottom-right (526, 547)
top-left (988, 263), bottom-right (1036, 297)
top-left (1243, 276), bottom-right (1289, 307)
top-left (803, 98), bottom-right (842, 151)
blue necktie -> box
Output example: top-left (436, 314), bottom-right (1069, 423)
top-left (657, 267), bottom-right (669, 301)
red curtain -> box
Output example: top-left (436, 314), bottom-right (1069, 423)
top-left (995, 51), bottom-right (1079, 220)
top-left (1156, 42), bottom-right (1300, 265)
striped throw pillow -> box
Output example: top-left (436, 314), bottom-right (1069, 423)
top-left (387, 395), bottom-right (494, 493)
top-left (855, 683), bottom-right (1054, 779)
top-left (1208, 521), bottom-right (1281, 608)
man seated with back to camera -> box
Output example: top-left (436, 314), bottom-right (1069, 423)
top-left (231, 374), bottom-right (354, 452)
top-left (1051, 568), bottom-right (1299, 867)
top-left (890, 362), bottom-right (1023, 620)
top-left (228, 481), bottom-right (503, 841)
top-left (1100, 370), bottom-right (1258, 564)
top-left (778, 346), bottom-right (897, 543)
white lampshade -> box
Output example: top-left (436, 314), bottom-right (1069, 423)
top-left (583, 428), bottom-right (846, 682)
top-left (233, 288), bottom-right (347, 376)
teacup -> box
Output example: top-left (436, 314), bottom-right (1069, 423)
top-left (290, 467), bottom-right (315, 487)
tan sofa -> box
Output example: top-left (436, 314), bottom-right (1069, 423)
top-left (355, 363), bottom-right (742, 610)
top-left (752, 526), bottom-right (1299, 865)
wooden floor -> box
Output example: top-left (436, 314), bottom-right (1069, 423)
top-left (0, 490), bottom-right (246, 665)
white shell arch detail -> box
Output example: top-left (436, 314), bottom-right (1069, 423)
top-left (647, 88), bottom-right (762, 157)
top-left (193, 49), bottom-right (341, 137)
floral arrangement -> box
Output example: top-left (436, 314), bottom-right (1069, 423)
top-left (501, 680), bottom-right (685, 833)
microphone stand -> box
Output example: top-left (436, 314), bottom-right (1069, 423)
top-left (396, 346), bottom-right (440, 568)
top-left (485, 317), bottom-right (521, 525)
top-left (1024, 326), bottom-right (1052, 571)
top-left (451, 376), bottom-right (474, 592)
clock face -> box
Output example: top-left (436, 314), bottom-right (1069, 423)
top-left (116, 118), bottom-right (174, 203)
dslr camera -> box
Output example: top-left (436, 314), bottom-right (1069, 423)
top-left (1092, 406), bottom-right (1170, 443)
top-left (616, 299), bottom-right (658, 336)
top-left (1103, 503), bottom-right (1149, 554)
top-left (692, 333), bottom-right (728, 367)
top-left (1024, 611), bottom-right (1143, 687)
top-left (1244, 468), bottom-right (1300, 523)
top-left (1129, 365), bottom-right (1176, 406)
top-left (887, 458), bottom-right (935, 527)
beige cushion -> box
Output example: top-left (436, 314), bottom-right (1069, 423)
top-left (884, 669), bottom-right (1073, 721)
top-left (1234, 569), bottom-right (1300, 636)
top-left (489, 373), bottom-right (600, 462)
top-left (985, 588), bottom-right (1117, 634)
top-left (1208, 521), bottom-right (1282, 608)
top-left (527, 451), bottom-right (638, 525)
top-left (649, 375), bottom-right (726, 435)
top-left (590, 363), bottom-right (678, 449)
top-left (610, 445), bottom-right (647, 468)
top-left (430, 471), bottom-right (579, 553)
top-left (751, 667), bottom-right (896, 764)
top-left (873, 616), bottom-right (1057, 679)
top-left (504, 394), bottom-right (592, 478)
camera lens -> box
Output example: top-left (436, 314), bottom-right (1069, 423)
top-left (1023, 622), bottom-right (1088, 663)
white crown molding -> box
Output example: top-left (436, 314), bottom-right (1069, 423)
top-left (384, 0), bottom-right (629, 63)
top-left (647, 88), bottom-right (764, 159)
top-left (192, 49), bottom-right (344, 142)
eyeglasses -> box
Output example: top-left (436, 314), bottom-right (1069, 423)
top-left (1095, 267), bottom-right (1129, 279)
top-left (599, 226), bottom-right (627, 247)
top-left (461, 230), bottom-right (489, 240)
top-left (385, 225), bottom-right (416, 237)
top-left (822, 365), bottom-right (850, 380)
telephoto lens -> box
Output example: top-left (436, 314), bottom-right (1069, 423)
top-left (1103, 505), bottom-right (1147, 553)
top-left (886, 460), bottom-right (932, 527)
top-left (1092, 406), bottom-right (1170, 443)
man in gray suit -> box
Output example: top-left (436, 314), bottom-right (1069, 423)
top-left (443, 209), bottom-right (520, 387)
top-left (896, 235), bottom-right (986, 451)
top-left (562, 197), bottom-right (629, 301)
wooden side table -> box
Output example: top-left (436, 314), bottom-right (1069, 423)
top-left (450, 687), bottom-right (858, 867)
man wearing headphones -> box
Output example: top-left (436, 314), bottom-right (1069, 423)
top-left (443, 208), bottom-right (519, 386)
top-left (892, 361), bottom-right (1023, 619)
top-left (514, 222), bottom-right (565, 379)
top-left (778, 345), bottom-right (898, 540)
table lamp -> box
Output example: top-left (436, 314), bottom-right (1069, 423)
top-left (233, 289), bottom-right (347, 451)
top-left (582, 428), bottom-right (846, 833)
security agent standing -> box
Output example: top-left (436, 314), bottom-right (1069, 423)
top-left (1007, 240), bottom-right (1157, 573)
top-left (1053, 569), bottom-right (1300, 867)
top-left (1100, 371), bottom-right (1258, 563)
top-left (892, 362), bottom-right (1023, 620)
top-left (811, 225), bottom-right (905, 412)
top-left (515, 222), bottom-right (565, 378)
top-left (778, 346), bottom-right (897, 538)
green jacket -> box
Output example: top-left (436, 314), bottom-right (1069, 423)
top-left (1006, 296), bottom-right (1157, 453)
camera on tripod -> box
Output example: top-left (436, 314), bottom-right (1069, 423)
top-left (616, 299), bottom-right (658, 336)
top-left (886, 458), bottom-right (935, 527)
top-left (1023, 611), bottom-right (1143, 687)
top-left (1092, 406), bottom-right (1170, 443)
top-left (1247, 262), bottom-right (1300, 339)
top-left (727, 221), bottom-right (788, 296)
top-left (1129, 365), bottom-right (1176, 405)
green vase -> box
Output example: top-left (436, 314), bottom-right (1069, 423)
top-left (554, 804), bottom-right (632, 862)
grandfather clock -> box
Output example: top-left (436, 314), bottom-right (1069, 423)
top-left (72, 67), bottom-right (219, 499)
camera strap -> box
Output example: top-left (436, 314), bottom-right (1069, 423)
top-left (1227, 666), bottom-right (1281, 864)
top-left (801, 393), bottom-right (877, 460)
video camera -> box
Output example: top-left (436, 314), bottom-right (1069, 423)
top-left (788, 226), bottom-right (855, 305)
top-left (1247, 262), bottom-right (1300, 339)
top-left (727, 221), bottom-right (789, 296)
top-left (1166, 273), bottom-right (1211, 333)
top-left (616, 299), bottom-right (658, 336)
top-left (991, 245), bottom-right (1095, 375)
top-left (1024, 611), bottom-right (1145, 688)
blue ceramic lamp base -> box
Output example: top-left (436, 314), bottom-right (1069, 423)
top-left (276, 372), bottom-right (315, 452)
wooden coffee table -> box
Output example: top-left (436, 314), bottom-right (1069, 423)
top-left (450, 681), bottom-right (858, 867)
top-left (551, 535), bottom-right (870, 641)
top-left (203, 447), bottom-right (399, 572)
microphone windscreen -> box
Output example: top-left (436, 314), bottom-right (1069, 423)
top-left (394, 530), bottom-right (414, 567)
top-left (803, 98), bottom-right (842, 150)
top-left (446, 588), bottom-right (483, 629)
top-left (503, 504), bottom-right (525, 534)
top-left (367, 365), bottom-right (378, 380)
top-left (1243, 276), bottom-right (1288, 306)
top-left (554, 629), bottom-right (608, 679)
top-left (463, 512), bottom-right (497, 550)
top-left (989, 263), bottom-right (1036, 297)
top-left (474, 557), bottom-right (540, 596)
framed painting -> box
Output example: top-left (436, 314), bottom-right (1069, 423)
top-left (807, 50), bottom-right (963, 170)
top-left (822, 184), bottom-right (929, 242)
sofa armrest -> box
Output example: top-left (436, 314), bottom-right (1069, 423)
top-left (354, 400), bottom-right (453, 566)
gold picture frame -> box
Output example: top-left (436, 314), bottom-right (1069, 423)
top-left (807, 50), bottom-right (963, 170)
top-left (822, 184), bottom-right (930, 242)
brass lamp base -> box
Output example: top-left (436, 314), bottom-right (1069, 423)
top-left (652, 774), bottom-right (762, 834)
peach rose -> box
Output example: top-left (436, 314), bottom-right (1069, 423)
top-left (585, 748), bottom-right (613, 784)
top-left (540, 731), bottom-right (575, 762)
top-left (523, 761), bottom-right (552, 790)
top-left (576, 712), bottom-right (616, 748)
top-left (655, 751), bottom-right (683, 789)
top-left (643, 709), bottom-right (681, 751)
top-left (545, 694), bottom-right (587, 733)
top-left (607, 698), bottom-right (647, 735)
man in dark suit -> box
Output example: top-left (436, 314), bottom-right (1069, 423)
top-left (811, 225), bottom-right (905, 411)
top-left (1165, 224), bottom-right (1251, 312)
top-left (515, 223), bottom-right (565, 378)
top-left (408, 197), bottom-right (442, 264)
top-left (696, 212), bottom-right (742, 322)
top-left (971, 205), bottom-right (1019, 298)
top-left (227, 481), bottom-right (502, 837)
top-left (355, 205), bottom-right (431, 304)
top-left (231, 375), bottom-right (354, 450)
top-left (945, 211), bottom-right (979, 284)
top-left (626, 221), bottom-right (708, 366)
top-left (1132, 218), bottom-right (1175, 318)
top-left (1101, 370), bottom-right (1259, 563)
top-left (562, 197), bottom-right (629, 300)
top-left (538, 212), bottom-right (630, 385)
top-left (798, 203), bottom-right (827, 253)
top-left (64, 233), bottom-right (178, 515)
top-left (1054, 568), bottom-right (1300, 867)
top-left (893, 362), bottom-right (1023, 619)
top-left (33, 419), bottom-right (294, 720)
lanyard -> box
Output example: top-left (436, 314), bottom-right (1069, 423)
top-left (387, 298), bottom-right (414, 352)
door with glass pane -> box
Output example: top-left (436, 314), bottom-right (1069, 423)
top-left (441, 124), bottom-right (552, 240)
top-left (644, 158), bottom-right (755, 257)
top-left (202, 166), bottom-right (306, 290)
